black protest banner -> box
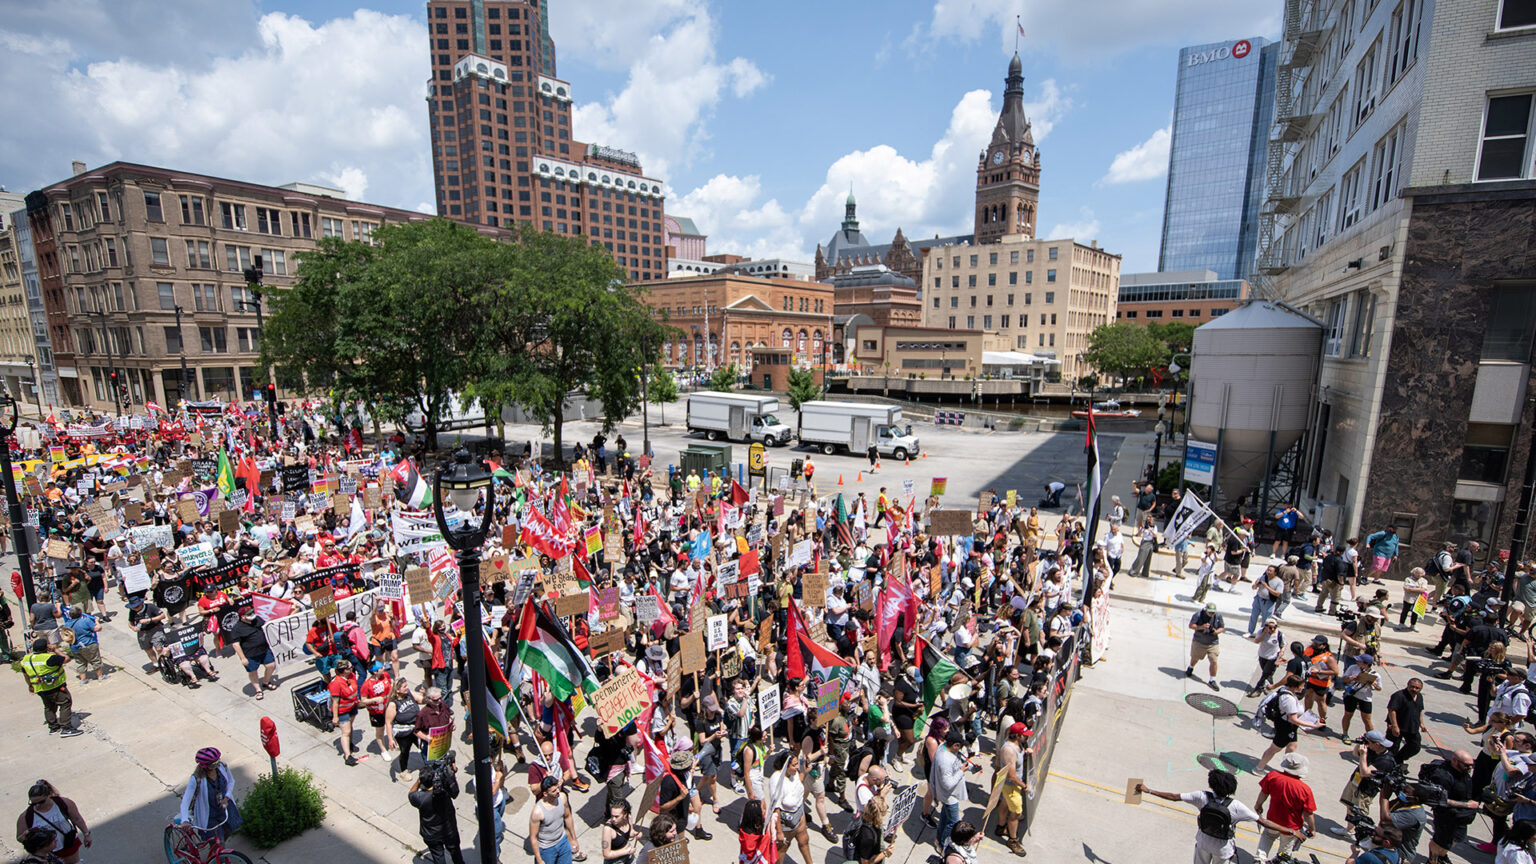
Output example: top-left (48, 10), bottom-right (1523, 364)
top-left (188, 555), bottom-right (256, 596)
top-left (280, 464), bottom-right (311, 493)
top-left (191, 458), bottom-right (217, 477)
top-left (293, 561), bottom-right (362, 595)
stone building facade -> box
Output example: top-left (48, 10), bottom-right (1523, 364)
top-left (637, 274), bottom-right (834, 372)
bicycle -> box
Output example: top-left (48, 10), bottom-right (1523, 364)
top-left (164, 814), bottom-right (252, 864)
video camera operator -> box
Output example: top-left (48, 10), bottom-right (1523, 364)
top-left (1418, 751), bottom-right (1483, 864)
top-left (1483, 731), bottom-right (1536, 852)
top-left (1377, 781), bottom-right (1432, 863)
top-left (408, 752), bottom-right (464, 864)
top-left (1331, 730), bottom-right (1399, 839)
top-left (1346, 824), bottom-right (1404, 864)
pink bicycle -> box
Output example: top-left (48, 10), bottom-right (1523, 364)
top-left (164, 815), bottom-right (251, 864)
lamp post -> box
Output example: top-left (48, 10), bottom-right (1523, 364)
top-left (431, 449), bottom-right (499, 864)
top-left (88, 306), bottom-right (122, 418)
top-left (0, 392), bottom-right (35, 607)
top-left (639, 333), bottom-right (651, 459)
top-left (174, 305), bottom-right (193, 402)
top-left (241, 256), bottom-right (279, 441)
top-left (1169, 353), bottom-right (1193, 496)
top-left (25, 359), bottom-right (42, 419)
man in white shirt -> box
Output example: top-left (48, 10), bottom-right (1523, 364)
top-left (1101, 524), bottom-right (1125, 576)
top-left (1137, 769), bottom-right (1301, 864)
top-left (826, 586), bottom-right (850, 642)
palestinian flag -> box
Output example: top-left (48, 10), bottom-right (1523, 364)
top-left (389, 458), bottom-right (432, 509)
top-left (786, 598), bottom-right (853, 689)
top-left (915, 635), bottom-right (961, 735)
top-left (509, 598), bottom-right (599, 701)
top-left (483, 638), bottom-right (514, 741)
top-left (834, 493), bottom-right (853, 548)
top-left (216, 448), bottom-right (237, 500)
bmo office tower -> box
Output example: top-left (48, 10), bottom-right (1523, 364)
top-left (1158, 37), bottom-right (1278, 281)
top-left (425, 0), bottom-right (665, 280)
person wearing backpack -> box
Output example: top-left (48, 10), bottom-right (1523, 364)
top-left (1135, 769), bottom-right (1301, 863)
top-left (1255, 675), bottom-right (1325, 774)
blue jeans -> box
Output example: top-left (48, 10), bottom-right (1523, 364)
top-left (1247, 596), bottom-right (1274, 635)
top-left (432, 667), bottom-right (452, 700)
top-left (492, 797), bottom-right (506, 853)
top-left (539, 835), bottom-right (572, 864)
top-left (936, 802), bottom-right (960, 851)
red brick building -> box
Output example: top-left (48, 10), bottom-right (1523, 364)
top-left (636, 274), bottom-right (833, 372)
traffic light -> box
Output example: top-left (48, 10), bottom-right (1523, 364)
top-left (264, 383), bottom-right (276, 404)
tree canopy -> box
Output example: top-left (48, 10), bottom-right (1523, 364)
top-left (1081, 322), bottom-right (1170, 384)
top-left (263, 218), bottom-right (671, 455)
top-left (786, 368), bottom-right (819, 410)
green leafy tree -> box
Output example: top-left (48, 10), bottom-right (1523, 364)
top-left (1146, 321), bottom-right (1196, 355)
top-left (264, 219), bottom-right (504, 451)
top-left (786, 368), bottom-right (819, 410)
top-left (648, 367), bottom-right (678, 424)
top-left (470, 226), bottom-right (670, 464)
top-left (1081, 322), bottom-right (1170, 384)
top-left (709, 363), bottom-right (739, 392)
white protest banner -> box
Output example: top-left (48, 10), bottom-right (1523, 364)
top-left (636, 594), bottom-right (660, 624)
top-left (758, 683), bottom-right (781, 730)
top-left (717, 560), bottom-right (740, 585)
top-left (262, 589), bottom-right (381, 669)
top-left (1162, 491), bottom-right (1215, 548)
top-left (706, 614), bottom-right (728, 651)
top-left (789, 540), bottom-right (813, 569)
top-left (177, 542), bottom-right (216, 570)
top-left (379, 570), bottom-right (404, 600)
top-left (119, 562), bottom-right (151, 594)
top-left (129, 524), bottom-right (174, 551)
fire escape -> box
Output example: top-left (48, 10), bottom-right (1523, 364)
top-left (1255, 0), bottom-right (1328, 291)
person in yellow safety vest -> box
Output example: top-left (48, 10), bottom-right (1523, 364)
top-left (686, 470), bottom-right (702, 493)
top-left (710, 473), bottom-right (722, 496)
top-left (875, 487), bottom-right (890, 528)
top-left (20, 638), bottom-right (81, 737)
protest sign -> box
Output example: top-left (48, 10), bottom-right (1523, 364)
top-left (379, 570), bottom-right (404, 600)
top-left (189, 555), bottom-right (255, 595)
top-left (930, 478), bottom-right (948, 497)
top-left (594, 667), bottom-right (652, 735)
top-left (261, 589), bottom-right (380, 668)
top-left (649, 839), bottom-right (689, 864)
top-left (928, 509), bottom-right (975, 536)
top-left (46, 538), bottom-right (71, 559)
top-left (758, 683), bottom-right (781, 730)
top-left (554, 591), bottom-right (590, 618)
top-left (308, 587), bottom-right (338, 620)
top-left (405, 568), bottom-right (433, 605)
top-left (789, 539), bottom-right (813, 569)
top-left (815, 680), bottom-right (840, 727)
top-left (680, 629), bottom-right (706, 674)
top-left (719, 651), bottom-right (741, 679)
top-left (596, 587), bottom-right (620, 621)
top-left (706, 614), bottom-right (728, 651)
top-left (479, 553), bottom-right (509, 589)
top-left (177, 499), bottom-right (200, 522)
top-left (280, 464), bottom-right (311, 492)
top-left (119, 562), bottom-right (151, 594)
top-left (636, 594), bottom-right (660, 624)
top-left (427, 725), bottom-right (453, 761)
top-left (177, 542), bottom-right (216, 569)
top-left (588, 626), bottom-right (626, 658)
top-left (129, 524), bottom-right (174, 551)
top-left (886, 784), bottom-right (921, 834)
top-left (803, 570), bottom-right (828, 607)
top-left (218, 509), bottom-right (239, 535)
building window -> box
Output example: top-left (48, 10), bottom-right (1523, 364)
top-left (948, 316), bottom-right (956, 329)
top-left (933, 298), bottom-right (940, 309)
top-left (1026, 249), bottom-right (1034, 263)
top-left (1482, 286), bottom-right (1536, 361)
top-left (1322, 297), bottom-right (1348, 357)
top-left (1461, 423), bottom-right (1516, 484)
top-left (1171, 309), bottom-right (1184, 318)
top-left (1009, 251), bottom-right (1019, 264)
top-left (179, 195), bottom-right (205, 225)
top-left (969, 255), bottom-right (978, 267)
top-left (1001, 315), bottom-right (1010, 328)
top-left (149, 238), bottom-right (170, 267)
top-left (143, 192), bottom-right (163, 222)
top-left (1124, 310), bottom-right (1138, 319)
top-left (220, 202), bottom-right (247, 230)
top-left (1145, 310), bottom-right (1163, 319)
top-left (1352, 38), bottom-right (1380, 129)
top-left (260, 249), bottom-right (287, 276)
top-left (237, 327), bottom-right (260, 352)
top-left (1047, 247), bottom-right (1057, 261)
top-left (1189, 309), bottom-right (1202, 318)
top-left (966, 316), bottom-right (975, 328)
top-left (157, 282), bottom-right (176, 310)
top-left (96, 191), bottom-right (111, 222)
top-left (1370, 123), bottom-right (1406, 210)
top-left (1025, 272), bottom-right (1032, 284)
top-left (290, 212), bottom-right (312, 238)
top-left (967, 275), bottom-right (977, 288)
top-left (1498, 0), bottom-right (1536, 30)
top-left (193, 283), bottom-right (220, 312)
top-left (1477, 94), bottom-right (1534, 181)
top-left (1046, 269), bottom-right (1056, 282)
top-left (321, 217), bottom-right (343, 238)
top-left (1384, 0), bottom-right (1423, 88)
top-left (255, 207), bottom-right (282, 235)
top-left (1044, 292), bottom-right (1054, 304)
top-left (1348, 292), bottom-right (1376, 357)
top-left (225, 245), bottom-right (252, 272)
top-left (1338, 159), bottom-right (1366, 231)
top-left (983, 315), bottom-right (992, 329)
top-left (950, 297), bottom-right (958, 308)
top-left (1006, 294), bottom-right (1014, 305)
top-left (184, 240), bottom-right (211, 269)
top-left (199, 326), bottom-right (228, 353)
top-left (164, 326), bottom-right (183, 354)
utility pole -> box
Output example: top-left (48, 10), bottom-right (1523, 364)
top-left (174, 305), bottom-right (193, 402)
top-left (91, 306), bottom-right (122, 418)
top-left (240, 255), bottom-right (278, 439)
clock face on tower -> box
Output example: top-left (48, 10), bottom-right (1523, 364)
top-left (992, 150), bottom-right (1005, 166)
top-left (1021, 150), bottom-right (1032, 166)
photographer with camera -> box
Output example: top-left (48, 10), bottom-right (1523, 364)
top-left (1347, 824), bottom-right (1405, 864)
top-left (1419, 751), bottom-right (1483, 864)
top-left (1478, 731), bottom-right (1536, 853)
top-left (1331, 730), bottom-right (1399, 838)
top-left (408, 752), bottom-right (464, 864)
top-left (1377, 782), bottom-right (1432, 862)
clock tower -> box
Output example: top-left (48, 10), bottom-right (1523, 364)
top-left (974, 53), bottom-right (1041, 243)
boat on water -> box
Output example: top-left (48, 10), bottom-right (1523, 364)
top-left (1072, 399), bottom-right (1141, 419)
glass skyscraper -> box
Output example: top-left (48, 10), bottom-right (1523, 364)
top-left (1158, 37), bottom-right (1278, 281)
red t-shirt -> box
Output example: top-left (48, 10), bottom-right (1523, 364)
top-left (1259, 771), bottom-right (1316, 830)
top-left (361, 674), bottom-right (392, 715)
top-left (328, 673), bottom-right (360, 714)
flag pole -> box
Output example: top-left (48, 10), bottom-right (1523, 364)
top-left (1079, 406), bottom-right (1103, 604)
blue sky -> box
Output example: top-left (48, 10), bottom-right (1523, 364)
top-left (0, 0), bottom-right (1278, 273)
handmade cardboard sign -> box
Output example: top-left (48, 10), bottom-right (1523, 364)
top-left (680, 629), bottom-right (706, 674)
top-left (928, 509), bottom-right (975, 536)
top-left (308, 587), bottom-right (338, 620)
top-left (588, 626), bottom-right (627, 658)
top-left (554, 591), bottom-right (590, 618)
top-left (405, 567), bottom-right (433, 605)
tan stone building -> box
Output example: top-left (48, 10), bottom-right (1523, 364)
top-left (25, 161), bottom-right (429, 411)
top-left (920, 233), bottom-right (1119, 381)
top-left (849, 325), bottom-right (1007, 378)
top-left (0, 194), bottom-right (39, 404)
top-left (634, 273), bottom-right (833, 372)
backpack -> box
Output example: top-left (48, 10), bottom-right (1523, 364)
top-left (1426, 554), bottom-right (1444, 576)
top-left (1259, 691), bottom-right (1284, 727)
top-left (841, 822), bottom-right (874, 861)
top-left (1196, 794), bottom-right (1235, 840)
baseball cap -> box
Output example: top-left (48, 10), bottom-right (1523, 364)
top-left (1355, 654), bottom-right (1375, 665)
top-left (1008, 721), bottom-right (1031, 737)
top-left (1204, 601), bottom-right (1217, 611)
top-left (1362, 729), bottom-right (1393, 748)
top-left (1310, 634), bottom-right (1328, 645)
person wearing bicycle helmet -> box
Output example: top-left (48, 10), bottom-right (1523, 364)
top-left (177, 748), bottom-right (243, 841)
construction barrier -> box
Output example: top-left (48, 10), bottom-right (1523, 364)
top-left (934, 411), bottom-right (965, 426)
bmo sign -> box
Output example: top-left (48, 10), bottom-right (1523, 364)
top-left (1188, 40), bottom-right (1253, 67)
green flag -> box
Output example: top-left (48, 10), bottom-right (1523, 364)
top-left (915, 635), bottom-right (960, 735)
top-left (216, 448), bottom-right (237, 500)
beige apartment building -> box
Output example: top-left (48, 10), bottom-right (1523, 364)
top-left (919, 233), bottom-right (1120, 381)
top-left (0, 192), bottom-right (39, 405)
top-left (24, 162), bottom-right (431, 411)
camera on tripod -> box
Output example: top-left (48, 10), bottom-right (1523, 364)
top-left (1334, 608), bottom-right (1359, 624)
top-left (1469, 657), bottom-right (1513, 678)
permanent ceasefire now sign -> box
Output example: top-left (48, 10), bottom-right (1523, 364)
top-left (1188, 40), bottom-right (1252, 66)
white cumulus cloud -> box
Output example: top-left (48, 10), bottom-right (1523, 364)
top-left (1100, 125), bottom-right (1171, 186)
top-left (567, 4), bottom-right (766, 181)
top-left (1046, 207), bottom-right (1101, 244)
top-left (926, 0), bottom-right (1278, 59)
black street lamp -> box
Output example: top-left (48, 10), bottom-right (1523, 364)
top-left (0, 392), bottom-right (35, 607)
top-left (431, 449), bottom-right (498, 864)
top-left (1169, 352), bottom-right (1193, 495)
top-left (241, 256), bottom-right (279, 441)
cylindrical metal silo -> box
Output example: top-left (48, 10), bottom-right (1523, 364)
top-left (1189, 301), bottom-right (1322, 512)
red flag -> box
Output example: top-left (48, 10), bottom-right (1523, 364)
top-left (877, 573), bottom-right (919, 671)
top-left (730, 479), bottom-right (750, 507)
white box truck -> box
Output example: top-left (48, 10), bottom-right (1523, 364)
top-left (686, 392), bottom-right (793, 445)
top-left (797, 401), bottom-right (921, 459)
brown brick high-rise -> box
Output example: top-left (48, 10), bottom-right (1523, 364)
top-left (425, 0), bottom-right (665, 281)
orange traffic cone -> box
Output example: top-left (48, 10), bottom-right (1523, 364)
top-left (922, 452), bottom-right (928, 459)
top-left (838, 474), bottom-right (845, 486)
top-left (857, 471), bottom-right (864, 482)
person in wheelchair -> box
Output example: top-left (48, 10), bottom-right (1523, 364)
top-left (159, 628), bottom-right (219, 688)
